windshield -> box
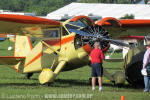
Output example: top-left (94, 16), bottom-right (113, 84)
top-left (64, 21), bottom-right (87, 34)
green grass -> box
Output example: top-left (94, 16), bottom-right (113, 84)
top-left (0, 39), bottom-right (14, 56)
top-left (0, 40), bottom-right (150, 100)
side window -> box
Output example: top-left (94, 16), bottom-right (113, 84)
top-left (62, 27), bottom-right (68, 36)
top-left (43, 30), bottom-right (59, 38)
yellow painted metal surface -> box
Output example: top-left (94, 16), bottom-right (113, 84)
top-left (23, 42), bottom-right (43, 73)
top-left (124, 46), bottom-right (146, 70)
top-left (14, 35), bottom-right (32, 57)
top-left (39, 68), bottom-right (55, 84)
top-left (0, 20), bottom-right (60, 39)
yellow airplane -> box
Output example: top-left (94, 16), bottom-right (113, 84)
top-left (0, 14), bottom-right (150, 86)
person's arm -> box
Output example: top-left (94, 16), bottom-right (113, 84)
top-left (143, 49), bottom-right (150, 69)
top-left (100, 50), bottom-right (104, 60)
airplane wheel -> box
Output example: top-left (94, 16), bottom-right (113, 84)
top-left (26, 73), bottom-right (33, 79)
top-left (125, 61), bottom-right (144, 86)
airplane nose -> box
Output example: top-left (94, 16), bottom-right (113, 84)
top-left (73, 25), bottom-right (110, 52)
top-left (124, 46), bottom-right (145, 86)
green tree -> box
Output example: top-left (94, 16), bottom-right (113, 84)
top-left (119, 14), bottom-right (135, 19)
top-left (0, 0), bottom-right (77, 15)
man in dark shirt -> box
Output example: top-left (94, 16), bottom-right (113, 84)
top-left (90, 42), bottom-right (104, 91)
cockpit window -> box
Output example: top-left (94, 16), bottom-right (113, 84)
top-left (69, 21), bottom-right (86, 27)
top-left (62, 27), bottom-right (68, 36)
top-left (65, 22), bottom-right (86, 34)
top-left (43, 29), bottom-right (59, 38)
top-left (65, 24), bottom-right (80, 30)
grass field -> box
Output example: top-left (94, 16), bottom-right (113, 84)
top-left (0, 40), bottom-right (150, 100)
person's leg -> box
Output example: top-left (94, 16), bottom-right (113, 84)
top-left (98, 76), bottom-right (103, 91)
top-left (92, 77), bottom-right (96, 90)
top-left (96, 63), bottom-right (103, 91)
top-left (148, 76), bottom-right (150, 91)
top-left (98, 77), bottom-right (102, 87)
top-left (91, 64), bottom-right (96, 90)
top-left (144, 76), bottom-right (149, 92)
top-left (146, 66), bottom-right (150, 91)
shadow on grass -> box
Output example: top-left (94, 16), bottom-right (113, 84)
top-left (0, 83), bottom-right (40, 87)
top-left (103, 83), bottom-right (143, 89)
top-left (0, 78), bottom-right (90, 87)
top-left (0, 78), bottom-right (143, 89)
top-left (0, 77), bottom-right (38, 80)
top-left (54, 79), bottom-right (143, 89)
top-left (55, 79), bottom-right (90, 86)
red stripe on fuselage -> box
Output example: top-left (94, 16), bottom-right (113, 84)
top-left (27, 36), bottom-right (33, 50)
top-left (24, 52), bottom-right (42, 68)
top-left (44, 35), bottom-right (75, 46)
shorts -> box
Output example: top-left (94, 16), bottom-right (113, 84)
top-left (91, 63), bottom-right (103, 77)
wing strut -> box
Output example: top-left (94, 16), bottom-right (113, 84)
top-left (41, 41), bottom-right (62, 56)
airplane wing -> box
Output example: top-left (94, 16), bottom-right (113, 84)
top-left (68, 16), bottom-right (150, 40)
top-left (96, 17), bottom-right (150, 38)
top-left (0, 14), bottom-right (60, 39)
top-left (0, 56), bottom-right (25, 65)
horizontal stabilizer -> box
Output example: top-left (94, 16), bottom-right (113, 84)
top-left (0, 56), bottom-right (25, 65)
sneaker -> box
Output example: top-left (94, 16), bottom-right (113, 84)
top-left (99, 87), bottom-right (103, 91)
top-left (92, 87), bottom-right (95, 91)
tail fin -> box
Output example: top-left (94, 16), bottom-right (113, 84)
top-left (14, 35), bottom-right (32, 57)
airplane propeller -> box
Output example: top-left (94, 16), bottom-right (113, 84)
top-left (67, 15), bottom-right (130, 50)
top-left (68, 28), bottom-right (130, 48)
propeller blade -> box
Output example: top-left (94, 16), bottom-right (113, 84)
top-left (69, 29), bottom-right (130, 47)
top-left (102, 38), bottom-right (130, 47)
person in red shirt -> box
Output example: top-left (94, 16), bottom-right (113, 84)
top-left (90, 42), bottom-right (104, 91)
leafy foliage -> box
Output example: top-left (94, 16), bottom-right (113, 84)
top-left (119, 14), bottom-right (135, 19)
top-left (0, 0), bottom-right (77, 15)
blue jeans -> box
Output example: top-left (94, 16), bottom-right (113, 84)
top-left (144, 76), bottom-right (150, 91)
top-left (144, 64), bottom-right (150, 92)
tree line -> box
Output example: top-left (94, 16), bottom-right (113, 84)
top-left (0, 0), bottom-right (77, 15)
top-left (0, 0), bottom-right (148, 16)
